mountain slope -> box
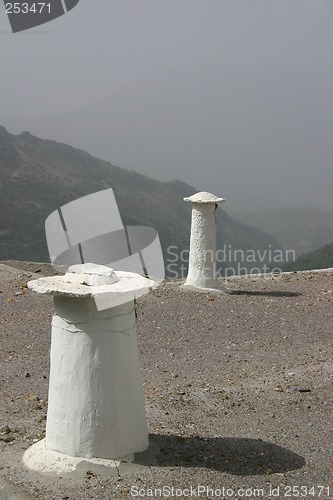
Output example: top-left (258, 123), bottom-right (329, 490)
top-left (0, 126), bottom-right (282, 276)
top-left (232, 208), bottom-right (333, 257)
top-left (282, 241), bottom-right (333, 272)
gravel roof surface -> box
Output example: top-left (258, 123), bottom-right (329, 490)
top-left (0, 261), bottom-right (332, 499)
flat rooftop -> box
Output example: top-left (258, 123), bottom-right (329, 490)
top-left (0, 262), bottom-right (332, 499)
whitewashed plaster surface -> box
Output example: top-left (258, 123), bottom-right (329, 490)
top-left (46, 296), bottom-right (148, 459)
top-left (28, 268), bottom-right (155, 311)
top-left (183, 192), bottom-right (225, 291)
top-left (26, 264), bottom-right (150, 465)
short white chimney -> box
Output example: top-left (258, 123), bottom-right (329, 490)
top-left (23, 263), bottom-right (153, 474)
top-left (183, 191), bottom-right (229, 293)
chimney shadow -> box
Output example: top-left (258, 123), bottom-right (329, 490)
top-left (135, 434), bottom-right (305, 476)
top-left (229, 290), bottom-right (301, 297)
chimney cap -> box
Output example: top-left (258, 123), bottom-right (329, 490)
top-left (184, 191), bottom-right (225, 204)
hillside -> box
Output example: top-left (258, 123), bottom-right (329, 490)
top-left (0, 126), bottom-right (282, 277)
top-left (282, 241), bottom-right (333, 272)
top-left (232, 208), bottom-right (333, 257)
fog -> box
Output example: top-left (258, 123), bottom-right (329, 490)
top-left (1, 0), bottom-right (333, 212)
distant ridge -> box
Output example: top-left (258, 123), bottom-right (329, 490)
top-left (232, 207), bottom-right (333, 257)
top-left (282, 241), bottom-right (333, 272)
top-left (0, 126), bottom-right (282, 276)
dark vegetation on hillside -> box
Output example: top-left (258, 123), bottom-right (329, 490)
top-left (233, 208), bottom-right (333, 257)
top-left (282, 241), bottom-right (333, 272)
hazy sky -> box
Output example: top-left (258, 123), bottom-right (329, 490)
top-left (1, 0), bottom-right (333, 212)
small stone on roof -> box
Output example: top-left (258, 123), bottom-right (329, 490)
top-left (65, 263), bottom-right (119, 286)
